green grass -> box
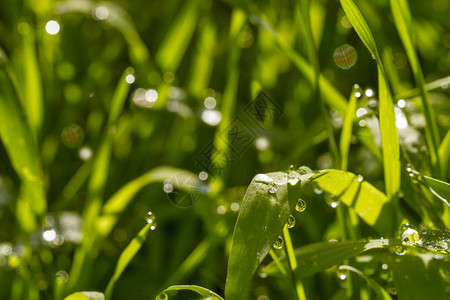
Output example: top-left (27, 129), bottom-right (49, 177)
top-left (0, 0), bottom-right (449, 299)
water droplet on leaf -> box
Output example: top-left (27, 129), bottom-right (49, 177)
top-left (357, 174), bottom-right (364, 183)
top-left (336, 268), bottom-right (347, 280)
top-left (146, 211), bottom-right (156, 224)
top-left (285, 215), bottom-right (296, 229)
top-left (268, 182), bottom-right (277, 194)
top-left (273, 236), bottom-right (284, 249)
top-left (157, 292), bottom-right (168, 300)
top-left (295, 199), bottom-right (306, 212)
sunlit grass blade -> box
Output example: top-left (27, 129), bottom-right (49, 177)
top-left (438, 129), bottom-right (450, 178)
top-left (310, 170), bottom-right (395, 235)
top-left (395, 76), bottom-right (450, 100)
top-left (261, 239), bottom-right (396, 278)
top-left (340, 0), bottom-right (400, 200)
top-left (68, 69), bottom-right (132, 290)
top-left (156, 285), bottom-right (223, 300)
top-left (21, 26), bottom-right (43, 138)
top-left (338, 266), bottom-right (391, 300)
top-left (340, 86), bottom-right (358, 171)
top-left (155, 0), bottom-right (199, 72)
top-left (104, 223), bottom-right (152, 300)
top-left (97, 167), bottom-right (202, 239)
top-left (421, 176), bottom-right (450, 207)
top-left (0, 48), bottom-right (46, 230)
top-left (378, 66), bottom-right (400, 199)
top-left (64, 291), bottom-right (105, 300)
top-left (225, 171), bottom-right (312, 299)
top-left (188, 16), bottom-right (217, 98)
top-left (390, 0), bottom-right (441, 177)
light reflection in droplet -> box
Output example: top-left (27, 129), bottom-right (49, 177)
top-left (125, 74), bottom-right (135, 84)
top-left (356, 108), bottom-right (368, 118)
top-left (397, 99), bottom-right (406, 108)
top-left (43, 229), bottom-right (57, 242)
top-left (230, 202), bottom-right (240, 211)
top-left (217, 205), bottom-right (227, 214)
top-left (394, 107), bottom-right (408, 129)
top-left (79, 146), bottom-right (92, 161)
top-left (204, 97), bottom-right (216, 109)
top-left (198, 171), bottom-right (208, 181)
top-left (45, 20), bottom-right (60, 35)
top-left (365, 89), bottom-right (374, 97)
top-left (333, 44), bottom-right (357, 69)
top-left (201, 109), bottom-right (222, 126)
top-left (56, 270), bottom-right (69, 282)
top-left (255, 137), bottom-right (270, 151)
top-left (94, 6), bottom-right (109, 20)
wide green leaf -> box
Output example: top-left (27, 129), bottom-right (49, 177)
top-left (261, 239), bottom-right (396, 278)
top-left (156, 285), bottom-right (223, 300)
top-left (309, 170), bottom-right (395, 235)
top-left (104, 223), bottom-right (153, 300)
top-left (225, 171), bottom-right (313, 299)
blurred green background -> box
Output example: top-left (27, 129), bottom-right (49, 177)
top-left (0, 0), bottom-right (449, 299)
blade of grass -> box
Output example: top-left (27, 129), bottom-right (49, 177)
top-left (438, 129), bottom-right (450, 178)
top-left (340, 86), bottom-right (358, 171)
top-left (340, 0), bottom-right (400, 201)
top-left (156, 285), bottom-right (223, 300)
top-left (68, 68), bottom-right (132, 291)
top-left (104, 223), bottom-right (152, 300)
top-left (225, 171), bottom-right (312, 299)
top-left (338, 265), bottom-right (392, 300)
top-left (395, 76), bottom-right (450, 100)
top-left (390, 0), bottom-right (441, 177)
top-left (21, 25), bottom-right (43, 138)
top-left (64, 292), bottom-right (105, 300)
top-left (0, 48), bottom-right (46, 231)
top-left (261, 238), bottom-right (396, 278)
top-left (310, 170), bottom-right (395, 235)
top-left (155, 0), bottom-right (199, 72)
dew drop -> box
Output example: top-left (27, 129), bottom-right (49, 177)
top-left (146, 211), bottom-right (156, 224)
top-left (400, 224), bottom-right (420, 245)
top-left (357, 174), bottom-right (364, 183)
top-left (313, 187), bottom-right (323, 194)
top-left (273, 236), bottom-right (284, 249)
top-left (394, 245), bottom-right (407, 255)
top-left (157, 292), bottom-right (168, 300)
top-left (285, 215), bottom-right (296, 229)
top-left (336, 268), bottom-right (347, 280)
top-left (295, 199), bottom-right (306, 212)
top-left (289, 165), bottom-right (294, 170)
top-left (268, 182), bottom-right (278, 194)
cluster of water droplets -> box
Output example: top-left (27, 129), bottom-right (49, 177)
top-left (146, 211), bottom-right (158, 230)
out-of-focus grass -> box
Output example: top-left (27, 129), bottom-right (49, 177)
top-left (0, 0), bottom-right (449, 299)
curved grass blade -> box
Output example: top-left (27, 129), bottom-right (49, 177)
top-left (64, 292), bottom-right (105, 300)
top-left (340, 86), bottom-right (358, 171)
top-left (97, 167), bottom-right (203, 238)
top-left (421, 176), bottom-right (450, 207)
top-left (438, 129), bottom-right (450, 177)
top-left (390, 0), bottom-right (441, 177)
top-left (104, 223), bottom-right (152, 300)
top-left (156, 285), bottom-right (223, 300)
top-left (261, 239), bottom-right (396, 278)
top-left (340, 0), bottom-right (400, 200)
top-left (310, 170), bottom-right (395, 235)
top-left (225, 171), bottom-right (313, 299)
top-left (338, 265), bottom-right (392, 300)
top-left (0, 48), bottom-right (46, 230)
